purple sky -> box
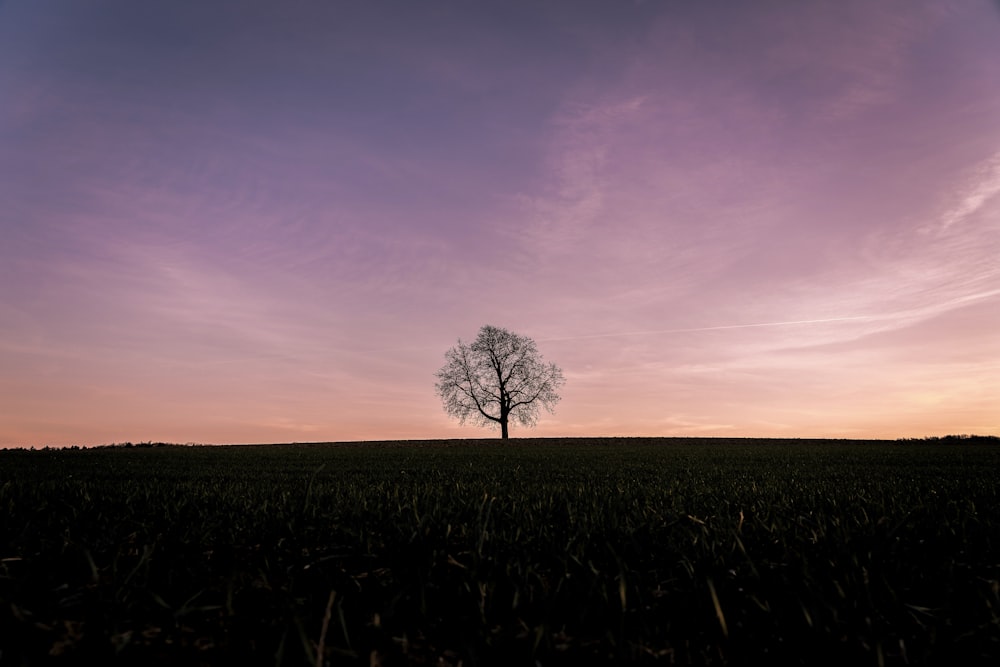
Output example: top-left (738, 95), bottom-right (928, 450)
top-left (2, 0), bottom-right (998, 446)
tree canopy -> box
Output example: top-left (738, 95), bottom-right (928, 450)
top-left (434, 325), bottom-right (565, 439)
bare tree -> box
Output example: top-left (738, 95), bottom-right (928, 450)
top-left (435, 325), bottom-right (565, 439)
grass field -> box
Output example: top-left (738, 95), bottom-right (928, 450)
top-left (1, 438), bottom-right (998, 665)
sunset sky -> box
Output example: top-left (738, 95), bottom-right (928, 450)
top-left (2, 0), bottom-right (998, 447)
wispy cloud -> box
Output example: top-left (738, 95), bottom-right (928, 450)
top-left (540, 316), bottom-right (881, 344)
top-left (516, 95), bottom-right (647, 250)
top-left (935, 151), bottom-right (1000, 232)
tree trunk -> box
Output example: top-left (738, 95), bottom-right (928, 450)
top-left (500, 418), bottom-right (509, 440)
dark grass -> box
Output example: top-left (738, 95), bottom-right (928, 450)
top-left (1, 438), bottom-right (999, 665)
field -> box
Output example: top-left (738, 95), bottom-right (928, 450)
top-left (1, 438), bottom-right (998, 665)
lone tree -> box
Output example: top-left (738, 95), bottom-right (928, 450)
top-left (435, 324), bottom-right (565, 440)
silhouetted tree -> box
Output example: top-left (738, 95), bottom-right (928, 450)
top-left (435, 325), bottom-right (565, 440)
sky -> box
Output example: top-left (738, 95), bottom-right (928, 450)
top-left (1, 0), bottom-right (998, 446)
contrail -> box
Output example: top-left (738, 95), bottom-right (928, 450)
top-left (538, 315), bottom-right (880, 343)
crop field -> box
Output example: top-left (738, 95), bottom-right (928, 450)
top-left (1, 438), bottom-right (999, 665)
